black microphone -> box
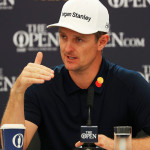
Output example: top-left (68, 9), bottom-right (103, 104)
top-left (86, 86), bottom-right (94, 126)
top-left (73, 86), bottom-right (102, 150)
top-left (87, 86), bottom-right (94, 108)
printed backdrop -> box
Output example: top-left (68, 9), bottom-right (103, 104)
top-left (0, 0), bottom-right (150, 149)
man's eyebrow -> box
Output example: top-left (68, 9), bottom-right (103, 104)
top-left (59, 29), bottom-right (65, 34)
top-left (75, 35), bottom-right (86, 38)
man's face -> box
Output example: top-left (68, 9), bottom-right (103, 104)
top-left (59, 27), bottom-right (101, 73)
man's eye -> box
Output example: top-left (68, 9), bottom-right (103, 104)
top-left (61, 35), bottom-right (66, 39)
top-left (76, 37), bottom-right (82, 42)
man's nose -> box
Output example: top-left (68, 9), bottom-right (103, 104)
top-left (65, 41), bottom-right (74, 52)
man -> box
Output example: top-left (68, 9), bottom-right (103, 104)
top-left (1, 0), bottom-right (150, 149)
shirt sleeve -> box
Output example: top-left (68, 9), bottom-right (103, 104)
top-left (24, 85), bottom-right (41, 126)
top-left (128, 72), bottom-right (150, 135)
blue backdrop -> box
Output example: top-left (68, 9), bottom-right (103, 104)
top-left (0, 0), bottom-right (150, 149)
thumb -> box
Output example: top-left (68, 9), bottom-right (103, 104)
top-left (34, 52), bottom-right (43, 64)
top-left (75, 141), bottom-right (84, 147)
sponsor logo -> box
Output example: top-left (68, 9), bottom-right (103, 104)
top-left (139, 65), bottom-right (150, 83)
top-left (81, 131), bottom-right (97, 140)
top-left (80, 126), bottom-right (98, 142)
top-left (62, 12), bottom-right (91, 22)
top-left (0, 0), bottom-right (15, 10)
top-left (12, 134), bottom-right (24, 148)
top-left (106, 32), bottom-right (145, 48)
top-left (0, 68), bottom-right (16, 92)
top-left (13, 24), bottom-right (59, 53)
top-left (108, 0), bottom-right (150, 8)
top-left (105, 23), bottom-right (110, 29)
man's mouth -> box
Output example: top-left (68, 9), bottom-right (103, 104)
top-left (67, 56), bottom-right (77, 60)
top-left (68, 56), bottom-right (76, 60)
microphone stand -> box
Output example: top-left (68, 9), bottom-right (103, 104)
top-left (73, 86), bottom-right (101, 150)
top-left (82, 94), bottom-right (97, 149)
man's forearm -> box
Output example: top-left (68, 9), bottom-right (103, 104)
top-left (1, 88), bottom-right (25, 125)
top-left (1, 88), bottom-right (26, 149)
top-left (132, 137), bottom-right (150, 150)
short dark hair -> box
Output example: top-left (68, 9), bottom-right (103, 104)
top-left (94, 31), bottom-right (107, 42)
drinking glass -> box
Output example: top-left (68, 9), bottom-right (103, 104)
top-left (114, 126), bottom-right (132, 150)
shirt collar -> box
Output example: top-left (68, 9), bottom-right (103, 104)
top-left (63, 69), bottom-right (80, 95)
top-left (63, 57), bottom-right (108, 95)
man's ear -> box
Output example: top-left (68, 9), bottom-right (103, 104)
top-left (97, 34), bottom-right (109, 51)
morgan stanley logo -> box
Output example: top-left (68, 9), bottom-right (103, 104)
top-left (108, 0), bottom-right (150, 8)
top-left (0, 0), bottom-right (15, 10)
top-left (62, 12), bottom-right (91, 22)
top-left (12, 134), bottom-right (24, 148)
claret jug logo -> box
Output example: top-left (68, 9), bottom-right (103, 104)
top-left (13, 24), bottom-right (59, 53)
top-left (0, 0), bottom-right (15, 10)
top-left (12, 134), bottom-right (24, 148)
top-left (108, 0), bottom-right (150, 8)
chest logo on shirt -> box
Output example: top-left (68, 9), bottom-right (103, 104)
top-left (95, 77), bottom-right (104, 88)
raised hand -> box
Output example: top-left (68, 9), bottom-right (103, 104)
top-left (12, 52), bottom-right (54, 94)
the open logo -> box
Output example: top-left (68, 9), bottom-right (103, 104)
top-left (12, 133), bottom-right (24, 148)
